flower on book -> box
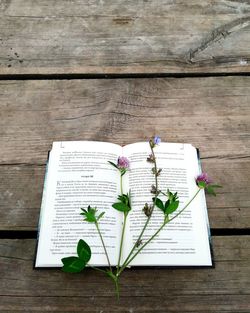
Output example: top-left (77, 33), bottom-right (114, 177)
top-left (60, 137), bottom-right (222, 299)
top-left (196, 173), bottom-right (222, 196)
top-left (154, 136), bottom-right (161, 145)
top-left (108, 156), bottom-right (129, 176)
top-left (196, 172), bottom-right (212, 186)
top-left (149, 135), bottom-right (161, 148)
top-left (117, 156), bottom-right (130, 170)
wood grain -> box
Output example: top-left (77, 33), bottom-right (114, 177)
top-left (1, 77), bottom-right (250, 164)
top-left (0, 236), bottom-right (249, 312)
top-left (0, 77), bottom-right (249, 230)
top-left (0, 0), bottom-right (250, 75)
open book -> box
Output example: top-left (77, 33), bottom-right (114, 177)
top-left (35, 141), bottom-right (213, 268)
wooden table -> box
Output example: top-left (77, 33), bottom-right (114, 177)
top-left (0, 1), bottom-right (250, 312)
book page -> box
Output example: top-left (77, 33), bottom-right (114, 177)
top-left (35, 141), bottom-right (122, 267)
top-left (122, 142), bottom-right (212, 266)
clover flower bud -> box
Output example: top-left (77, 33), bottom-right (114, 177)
top-left (143, 203), bottom-right (153, 217)
top-left (196, 173), bottom-right (212, 188)
top-left (151, 185), bottom-right (158, 194)
top-left (147, 154), bottom-right (155, 163)
top-left (117, 156), bottom-right (130, 170)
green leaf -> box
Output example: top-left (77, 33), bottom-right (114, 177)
top-left (118, 194), bottom-right (129, 205)
top-left (206, 186), bottom-right (217, 196)
top-left (164, 200), bottom-right (170, 211)
top-left (61, 256), bottom-right (86, 273)
top-left (97, 211), bottom-right (105, 221)
top-left (210, 184), bottom-right (223, 188)
top-left (108, 161), bottom-right (118, 169)
top-left (80, 206), bottom-right (97, 222)
top-left (112, 202), bottom-right (130, 212)
top-left (77, 239), bottom-right (91, 263)
top-left (153, 197), bottom-right (164, 211)
top-left (165, 200), bottom-right (179, 214)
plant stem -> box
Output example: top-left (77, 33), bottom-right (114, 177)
top-left (123, 221), bottom-right (166, 267)
top-left (118, 142), bottom-right (159, 273)
top-left (89, 265), bottom-right (107, 274)
top-left (119, 188), bottom-right (201, 272)
top-left (117, 212), bottom-right (127, 273)
top-left (116, 173), bottom-right (127, 272)
top-left (114, 276), bottom-right (120, 300)
top-left (168, 188), bottom-right (201, 223)
top-left (120, 174), bottom-right (123, 195)
top-left (95, 221), bottom-right (112, 273)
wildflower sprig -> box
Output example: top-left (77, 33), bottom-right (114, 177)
top-left (117, 136), bottom-right (163, 274)
top-left (61, 136), bottom-right (221, 299)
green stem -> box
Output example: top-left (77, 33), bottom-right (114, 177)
top-left (168, 188), bottom-right (201, 223)
top-left (116, 173), bottom-right (127, 272)
top-left (117, 212), bottom-right (128, 273)
top-left (114, 277), bottom-right (120, 300)
top-left (118, 142), bottom-right (159, 273)
top-left (120, 174), bottom-right (123, 195)
top-left (89, 265), bottom-right (107, 274)
top-left (119, 188), bottom-right (201, 273)
top-left (124, 221), bottom-right (166, 267)
top-left (95, 221), bottom-right (112, 273)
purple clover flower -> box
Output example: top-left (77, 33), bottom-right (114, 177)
top-left (117, 156), bottom-right (130, 170)
top-left (196, 173), bottom-right (212, 186)
top-left (154, 136), bottom-right (161, 145)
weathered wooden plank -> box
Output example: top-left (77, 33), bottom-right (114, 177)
top-left (1, 295), bottom-right (250, 313)
top-left (0, 236), bottom-right (249, 312)
top-left (0, 0), bottom-right (250, 74)
top-left (0, 77), bottom-right (249, 230)
top-left (0, 158), bottom-right (249, 230)
top-left (0, 77), bottom-right (250, 164)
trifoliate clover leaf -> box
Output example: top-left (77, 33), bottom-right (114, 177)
top-left (61, 239), bottom-right (92, 273)
top-left (61, 256), bottom-right (86, 273)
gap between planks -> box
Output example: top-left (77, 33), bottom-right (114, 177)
top-left (1, 229), bottom-right (250, 239)
top-left (0, 72), bottom-right (250, 81)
